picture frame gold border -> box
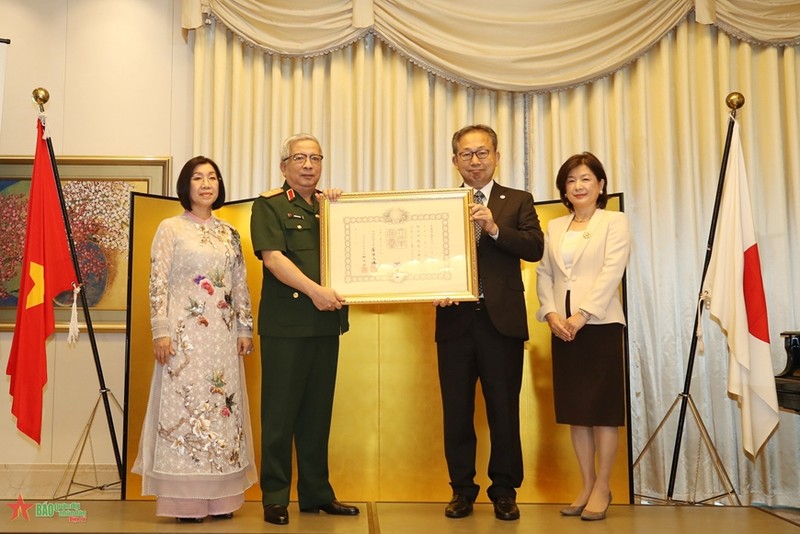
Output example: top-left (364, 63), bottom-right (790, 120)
top-left (0, 156), bottom-right (171, 333)
top-left (320, 188), bottom-right (479, 304)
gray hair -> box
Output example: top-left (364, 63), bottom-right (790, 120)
top-left (280, 133), bottom-right (322, 160)
top-left (451, 124), bottom-right (498, 154)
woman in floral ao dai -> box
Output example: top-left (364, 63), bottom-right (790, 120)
top-left (133, 157), bottom-right (257, 522)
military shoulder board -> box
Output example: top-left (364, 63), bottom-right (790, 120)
top-left (260, 187), bottom-right (283, 198)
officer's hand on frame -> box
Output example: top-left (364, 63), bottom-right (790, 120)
top-left (311, 285), bottom-right (346, 311)
top-left (318, 188), bottom-right (343, 202)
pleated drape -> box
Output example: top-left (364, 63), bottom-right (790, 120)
top-left (183, 0), bottom-right (800, 90)
top-left (192, 28), bottom-right (528, 199)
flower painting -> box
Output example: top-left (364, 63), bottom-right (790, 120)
top-left (0, 176), bottom-right (150, 310)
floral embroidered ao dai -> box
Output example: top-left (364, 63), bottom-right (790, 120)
top-left (134, 212), bottom-right (257, 502)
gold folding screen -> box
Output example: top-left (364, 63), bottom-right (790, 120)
top-left (125, 193), bottom-right (629, 504)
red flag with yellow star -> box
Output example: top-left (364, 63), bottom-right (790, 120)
top-left (6, 118), bottom-right (76, 443)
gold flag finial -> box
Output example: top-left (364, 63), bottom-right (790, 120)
top-left (32, 87), bottom-right (50, 112)
top-left (726, 92), bottom-right (744, 111)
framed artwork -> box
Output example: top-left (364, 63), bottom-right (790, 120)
top-left (320, 188), bottom-right (479, 304)
top-left (0, 157), bottom-right (171, 331)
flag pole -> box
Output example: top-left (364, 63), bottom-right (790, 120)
top-left (32, 88), bottom-right (124, 487)
top-left (633, 93), bottom-right (744, 505)
top-left (664, 93), bottom-right (743, 499)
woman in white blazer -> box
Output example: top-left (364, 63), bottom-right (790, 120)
top-left (536, 152), bottom-right (630, 521)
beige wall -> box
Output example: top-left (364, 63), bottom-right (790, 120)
top-left (0, 0), bottom-right (192, 464)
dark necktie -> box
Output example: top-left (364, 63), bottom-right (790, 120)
top-left (474, 190), bottom-right (485, 297)
top-left (474, 190), bottom-right (485, 245)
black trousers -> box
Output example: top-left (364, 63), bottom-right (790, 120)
top-left (436, 304), bottom-right (524, 501)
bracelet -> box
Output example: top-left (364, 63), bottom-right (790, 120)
top-left (578, 308), bottom-right (591, 320)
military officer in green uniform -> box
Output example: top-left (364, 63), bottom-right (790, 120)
top-left (250, 133), bottom-right (359, 526)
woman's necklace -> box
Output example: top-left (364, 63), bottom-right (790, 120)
top-left (573, 213), bottom-right (594, 223)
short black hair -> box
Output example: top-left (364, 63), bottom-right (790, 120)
top-left (555, 152), bottom-right (608, 211)
top-left (175, 156), bottom-right (226, 211)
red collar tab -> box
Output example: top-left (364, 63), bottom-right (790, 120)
top-left (286, 189), bottom-right (296, 201)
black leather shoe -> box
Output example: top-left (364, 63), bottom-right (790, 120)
top-left (300, 500), bottom-right (360, 515)
top-left (493, 495), bottom-right (520, 521)
top-left (444, 494), bottom-right (473, 518)
top-left (264, 504), bottom-right (289, 525)
top-left (211, 512), bottom-right (234, 519)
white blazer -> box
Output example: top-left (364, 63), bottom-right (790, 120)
top-left (535, 209), bottom-right (630, 325)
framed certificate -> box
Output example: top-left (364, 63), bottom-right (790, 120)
top-left (320, 188), bottom-right (479, 304)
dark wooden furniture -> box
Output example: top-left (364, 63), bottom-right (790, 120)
top-left (776, 331), bottom-right (800, 413)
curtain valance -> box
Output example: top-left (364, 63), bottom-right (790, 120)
top-left (181, 0), bottom-right (800, 91)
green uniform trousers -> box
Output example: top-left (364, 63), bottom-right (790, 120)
top-left (260, 335), bottom-right (339, 508)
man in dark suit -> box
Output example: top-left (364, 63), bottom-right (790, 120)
top-left (435, 124), bottom-right (544, 521)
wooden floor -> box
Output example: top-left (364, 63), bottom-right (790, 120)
top-left (2, 500), bottom-right (798, 533)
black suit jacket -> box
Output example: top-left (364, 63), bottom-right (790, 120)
top-left (435, 182), bottom-right (544, 341)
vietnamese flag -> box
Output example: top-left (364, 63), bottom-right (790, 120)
top-left (701, 118), bottom-right (779, 457)
top-left (6, 118), bottom-right (76, 443)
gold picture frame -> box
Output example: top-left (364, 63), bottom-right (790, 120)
top-left (320, 188), bottom-right (479, 304)
top-left (0, 156), bottom-right (171, 332)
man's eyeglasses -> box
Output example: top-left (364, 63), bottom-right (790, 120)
top-left (284, 153), bottom-right (324, 164)
top-left (457, 149), bottom-right (491, 161)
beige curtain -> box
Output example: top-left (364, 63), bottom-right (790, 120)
top-left (191, 26), bottom-right (528, 199)
top-left (183, 0), bottom-right (800, 90)
top-left (186, 0), bottom-right (800, 507)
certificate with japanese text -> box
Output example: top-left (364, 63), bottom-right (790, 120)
top-left (320, 188), bottom-right (479, 303)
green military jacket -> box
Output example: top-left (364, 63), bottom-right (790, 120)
top-left (250, 181), bottom-right (349, 337)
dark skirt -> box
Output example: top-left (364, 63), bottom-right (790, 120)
top-left (551, 323), bottom-right (625, 427)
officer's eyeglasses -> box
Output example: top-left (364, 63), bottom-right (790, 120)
top-left (284, 153), bottom-right (324, 164)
